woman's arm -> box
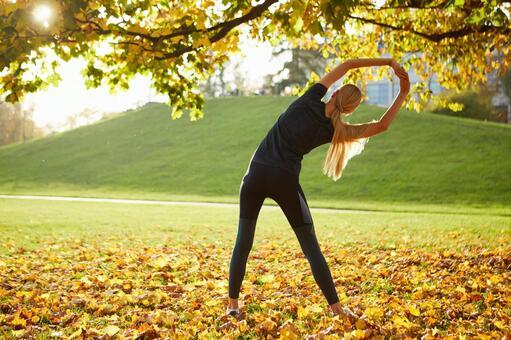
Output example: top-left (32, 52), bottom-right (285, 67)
top-left (345, 66), bottom-right (410, 139)
top-left (319, 58), bottom-right (393, 89)
top-left (378, 66), bottom-right (410, 130)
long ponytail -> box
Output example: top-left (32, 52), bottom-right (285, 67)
top-left (322, 84), bottom-right (369, 181)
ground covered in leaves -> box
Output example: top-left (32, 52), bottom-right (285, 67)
top-left (1, 239), bottom-right (510, 339)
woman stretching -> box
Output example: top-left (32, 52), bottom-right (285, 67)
top-left (227, 58), bottom-right (410, 318)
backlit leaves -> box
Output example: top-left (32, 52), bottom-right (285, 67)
top-left (0, 0), bottom-right (510, 119)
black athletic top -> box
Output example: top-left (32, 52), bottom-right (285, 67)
top-left (251, 83), bottom-right (334, 175)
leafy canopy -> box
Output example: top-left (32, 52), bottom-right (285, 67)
top-left (1, 0), bottom-right (510, 120)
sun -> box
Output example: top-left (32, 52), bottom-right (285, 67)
top-left (33, 4), bottom-right (52, 28)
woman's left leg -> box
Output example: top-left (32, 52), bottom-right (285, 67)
top-left (228, 163), bottom-right (266, 307)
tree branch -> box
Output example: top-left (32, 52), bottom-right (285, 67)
top-left (357, 0), bottom-right (451, 9)
top-left (157, 0), bottom-right (279, 59)
top-left (347, 14), bottom-right (511, 42)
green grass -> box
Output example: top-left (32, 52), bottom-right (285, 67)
top-left (0, 96), bottom-right (510, 215)
top-left (1, 198), bottom-right (509, 255)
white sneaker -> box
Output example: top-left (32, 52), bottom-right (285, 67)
top-left (226, 307), bottom-right (240, 316)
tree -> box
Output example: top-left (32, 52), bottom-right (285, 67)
top-left (500, 69), bottom-right (511, 122)
top-left (273, 45), bottom-right (329, 92)
top-left (0, 101), bottom-right (44, 146)
top-left (199, 63), bottom-right (228, 97)
top-left (1, 0), bottom-right (510, 120)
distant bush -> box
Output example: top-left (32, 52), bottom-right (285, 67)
top-left (430, 87), bottom-right (503, 123)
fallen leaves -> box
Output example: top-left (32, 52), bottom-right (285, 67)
top-left (0, 240), bottom-right (510, 338)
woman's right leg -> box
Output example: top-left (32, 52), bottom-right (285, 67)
top-left (270, 175), bottom-right (340, 307)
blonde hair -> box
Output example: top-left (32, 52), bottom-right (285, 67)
top-left (323, 84), bottom-right (368, 181)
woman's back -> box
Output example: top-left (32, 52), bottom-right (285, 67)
top-left (251, 83), bottom-right (334, 175)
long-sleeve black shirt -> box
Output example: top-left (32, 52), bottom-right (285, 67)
top-left (251, 83), bottom-right (334, 175)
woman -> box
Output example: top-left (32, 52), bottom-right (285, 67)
top-left (227, 58), bottom-right (410, 318)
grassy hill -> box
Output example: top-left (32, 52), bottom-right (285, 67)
top-left (0, 96), bottom-right (510, 215)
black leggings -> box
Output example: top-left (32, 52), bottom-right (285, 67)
top-left (228, 161), bottom-right (340, 306)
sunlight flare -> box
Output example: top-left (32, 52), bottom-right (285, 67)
top-left (33, 4), bottom-right (52, 28)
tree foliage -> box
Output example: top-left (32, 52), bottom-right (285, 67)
top-left (431, 87), bottom-right (502, 122)
top-left (1, 0), bottom-right (510, 120)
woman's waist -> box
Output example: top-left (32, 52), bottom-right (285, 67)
top-left (250, 158), bottom-right (301, 177)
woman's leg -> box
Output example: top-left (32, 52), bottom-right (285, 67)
top-left (292, 222), bottom-right (340, 305)
top-left (228, 167), bottom-right (266, 307)
top-left (272, 182), bottom-right (340, 306)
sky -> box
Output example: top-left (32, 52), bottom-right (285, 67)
top-left (23, 37), bottom-right (288, 131)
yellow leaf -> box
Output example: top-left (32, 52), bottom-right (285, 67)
top-left (355, 319), bottom-right (367, 330)
top-left (351, 329), bottom-right (370, 339)
top-left (69, 327), bottom-right (83, 339)
top-left (151, 256), bottom-right (170, 269)
top-left (11, 330), bottom-right (25, 337)
top-left (279, 320), bottom-right (300, 339)
top-left (411, 290), bottom-right (423, 300)
top-left (393, 315), bottom-right (413, 329)
top-left (261, 319), bottom-right (276, 331)
top-left (363, 307), bottom-right (384, 321)
top-left (309, 304), bottom-right (323, 314)
top-left (297, 306), bottom-right (309, 319)
top-left (494, 320), bottom-right (506, 330)
top-left (196, 19), bottom-right (206, 30)
top-left (409, 305), bottom-right (420, 316)
top-left (205, 299), bottom-right (220, 306)
top-left (238, 319), bottom-right (249, 332)
top-left (260, 274), bottom-right (274, 283)
top-left (310, 71), bottom-right (320, 82)
top-left (339, 292), bottom-right (349, 304)
top-left (80, 277), bottom-right (93, 286)
top-left (128, 25), bottom-right (149, 35)
top-left (11, 314), bottom-right (26, 327)
top-left (183, 283), bottom-right (195, 291)
top-left (193, 36), bottom-right (211, 48)
top-left (103, 325), bottom-right (120, 336)
top-left (74, 12), bottom-right (86, 21)
top-left (489, 275), bottom-right (501, 285)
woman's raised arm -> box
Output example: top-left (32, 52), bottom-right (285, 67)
top-left (319, 58), bottom-right (394, 89)
top-left (345, 65), bottom-right (410, 139)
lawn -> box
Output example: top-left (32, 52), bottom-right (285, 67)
top-left (1, 97), bottom-right (510, 216)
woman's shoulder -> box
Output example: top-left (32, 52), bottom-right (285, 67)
top-left (302, 83), bottom-right (328, 100)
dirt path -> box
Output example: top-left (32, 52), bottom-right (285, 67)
top-left (0, 194), bottom-right (373, 214)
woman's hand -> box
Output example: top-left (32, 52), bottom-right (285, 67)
top-left (319, 58), bottom-right (396, 89)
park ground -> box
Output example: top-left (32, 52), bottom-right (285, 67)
top-left (0, 198), bottom-right (509, 338)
